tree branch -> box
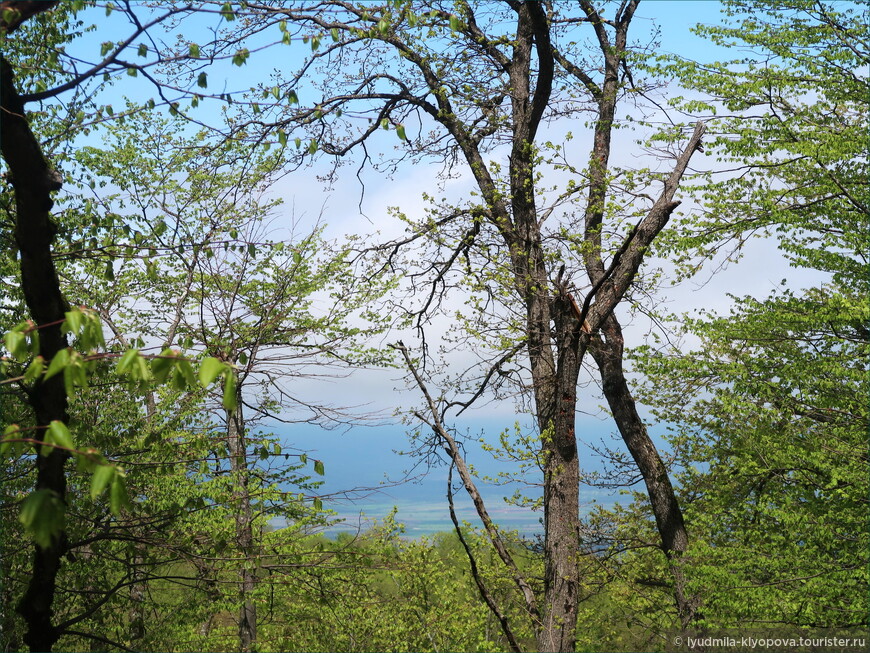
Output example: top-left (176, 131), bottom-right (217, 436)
top-left (447, 464), bottom-right (523, 653)
top-left (391, 341), bottom-right (541, 626)
top-left (0, 0), bottom-right (58, 33)
top-left (19, 5), bottom-right (194, 103)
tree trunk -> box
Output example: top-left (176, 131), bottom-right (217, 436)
top-left (254, 4), bottom-right (702, 650)
top-left (127, 547), bottom-right (146, 642)
top-left (589, 314), bottom-right (696, 625)
top-left (501, 6), bottom-right (583, 649)
top-left (535, 291), bottom-right (586, 652)
top-left (574, 0), bottom-right (699, 631)
top-left (1, 54), bottom-right (71, 653)
top-left (226, 379), bottom-right (257, 652)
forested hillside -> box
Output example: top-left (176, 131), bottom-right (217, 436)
top-left (1, 1), bottom-right (866, 652)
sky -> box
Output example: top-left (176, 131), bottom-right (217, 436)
top-left (29, 1), bottom-right (832, 538)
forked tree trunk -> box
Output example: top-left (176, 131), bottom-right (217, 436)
top-left (404, 3), bottom-right (699, 648)
top-left (500, 7), bottom-right (582, 648)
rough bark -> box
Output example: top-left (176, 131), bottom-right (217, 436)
top-left (1, 52), bottom-right (71, 652)
top-left (385, 4), bottom-right (699, 648)
top-left (590, 316), bottom-right (687, 554)
top-left (568, 2), bottom-right (702, 628)
top-left (502, 6), bottom-right (581, 651)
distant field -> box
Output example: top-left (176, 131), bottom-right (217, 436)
top-left (322, 483), bottom-right (622, 539)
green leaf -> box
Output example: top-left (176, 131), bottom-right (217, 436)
top-left (4, 330), bottom-right (27, 362)
top-left (100, 41), bottom-right (113, 57)
top-left (197, 72), bottom-right (208, 88)
top-left (116, 348), bottom-right (140, 375)
top-left (313, 497), bottom-right (323, 511)
top-left (137, 43), bottom-right (148, 57)
top-left (151, 349), bottom-right (175, 384)
top-left (198, 356), bottom-right (225, 388)
top-left (78, 312), bottom-right (105, 352)
top-left (314, 459), bottom-right (325, 476)
top-left (48, 421), bottom-right (74, 451)
top-left (189, 43), bottom-right (200, 58)
top-left (1, 8), bottom-right (21, 26)
top-left (63, 352), bottom-right (87, 395)
top-left (44, 348), bottom-right (71, 381)
top-left (128, 353), bottom-right (149, 381)
top-left (172, 359), bottom-right (197, 390)
top-left (232, 48), bottom-right (250, 66)
top-left (308, 139), bottom-right (318, 155)
top-left (19, 489), bottom-right (65, 549)
top-left (220, 2), bottom-right (235, 20)
top-left (63, 309), bottom-right (83, 336)
top-left (0, 424), bottom-right (22, 457)
top-left (27, 328), bottom-right (39, 356)
top-left (222, 370), bottom-right (238, 410)
top-left (23, 356), bottom-right (45, 383)
top-left (109, 475), bottom-right (130, 515)
top-left (90, 464), bottom-right (115, 500)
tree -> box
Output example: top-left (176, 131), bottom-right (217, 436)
top-left (13, 1), bottom-right (861, 650)
top-left (74, 106), bottom-right (390, 651)
top-left (0, 3), bottom-right (327, 648)
top-left (626, 0), bottom-right (868, 633)
top-left (1, 4), bottom-right (85, 645)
